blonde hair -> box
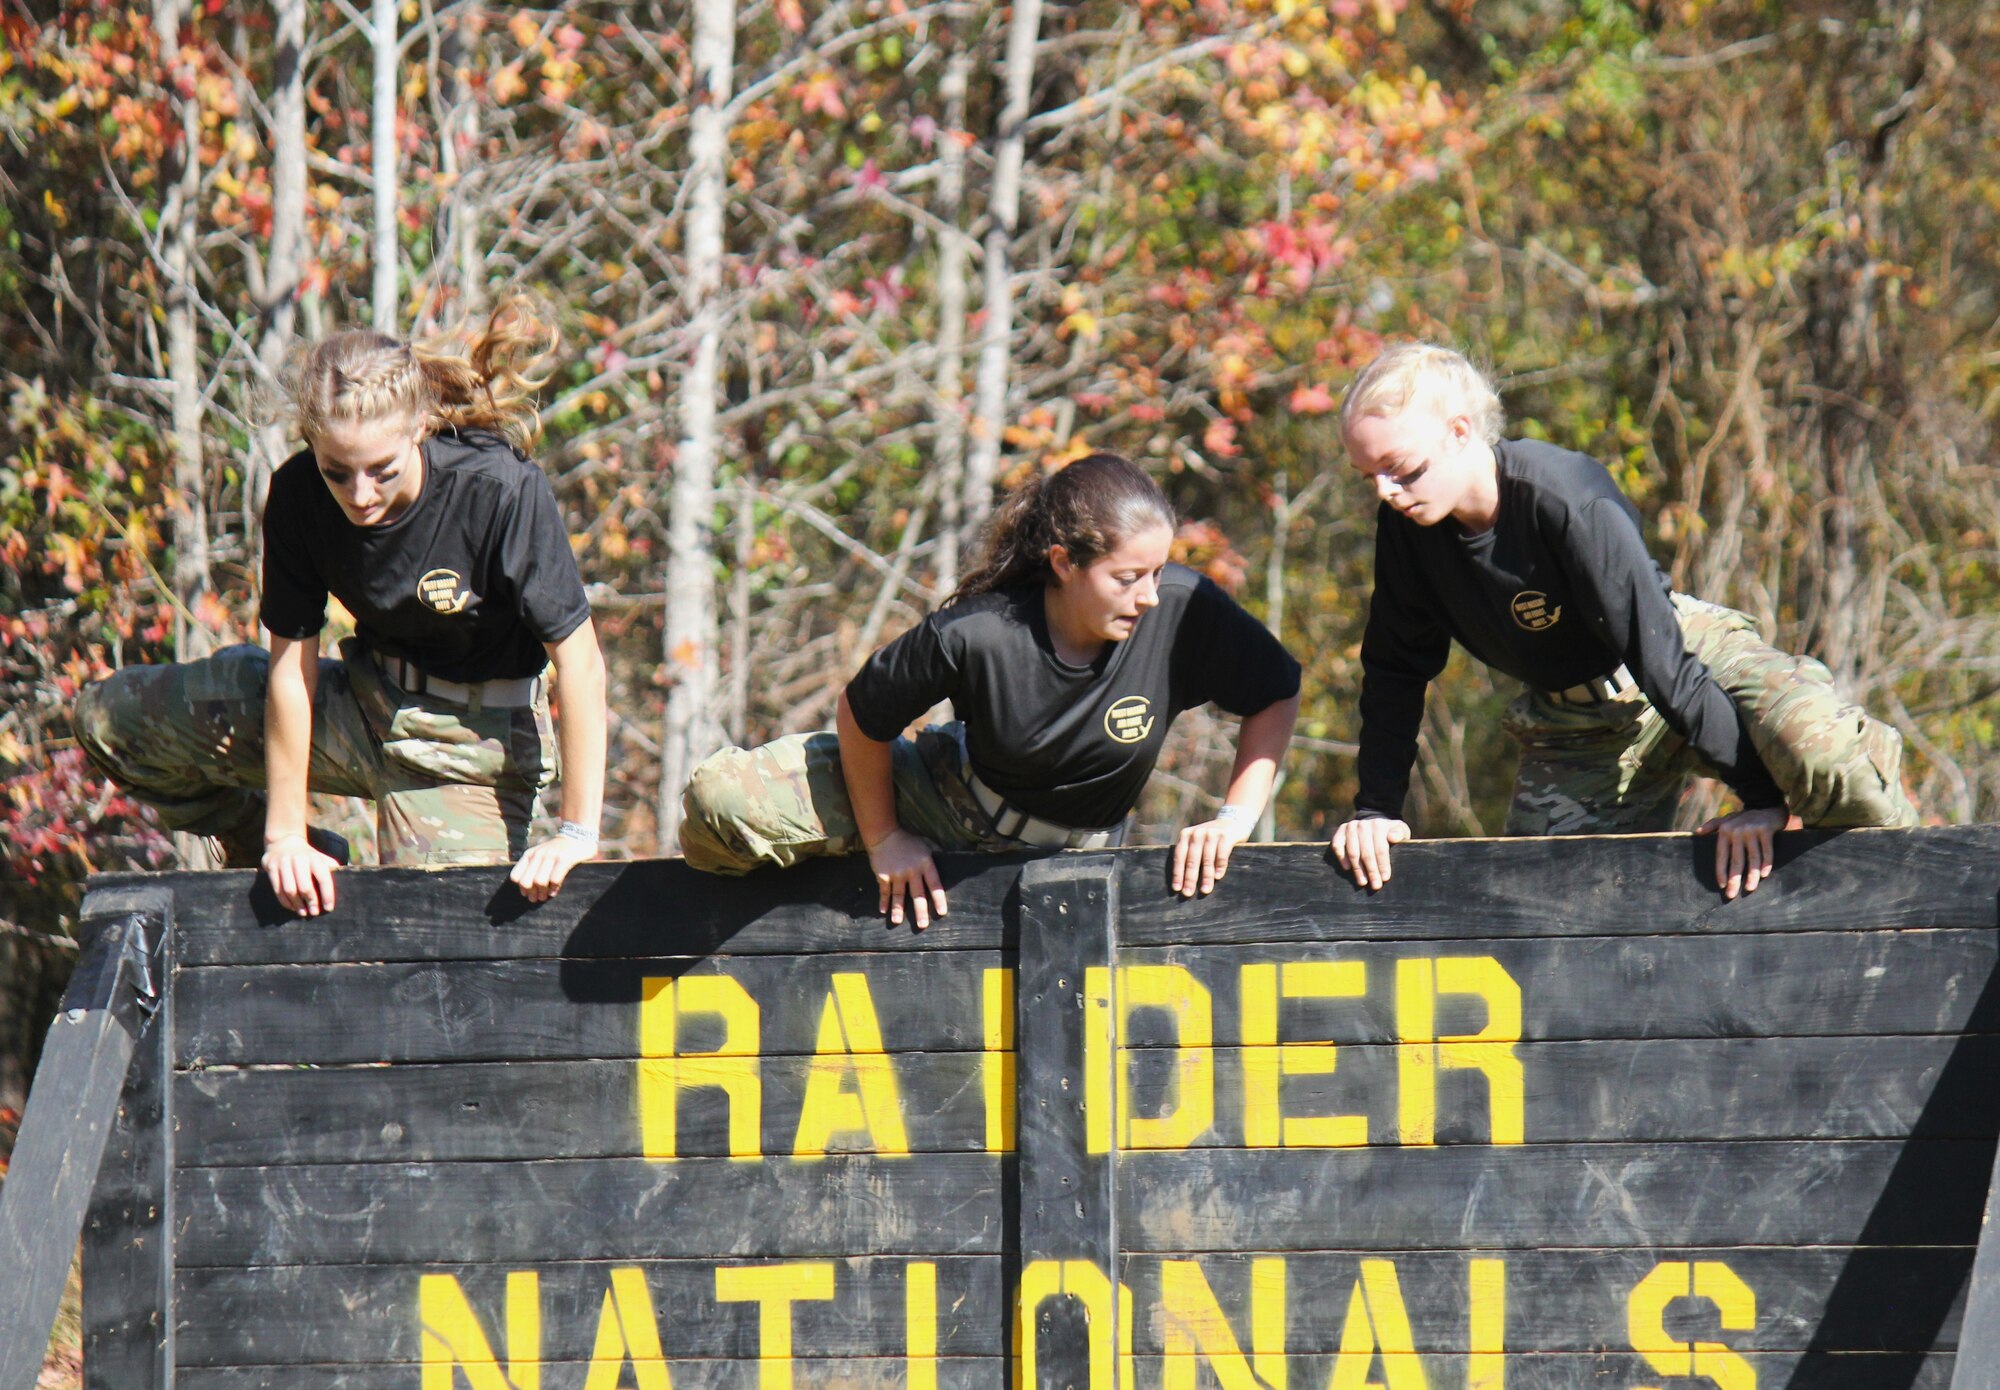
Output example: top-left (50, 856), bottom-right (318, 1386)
top-left (281, 296), bottom-right (559, 451)
top-left (1340, 341), bottom-right (1504, 445)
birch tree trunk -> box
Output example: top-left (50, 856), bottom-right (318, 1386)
top-left (659, 0), bottom-right (738, 851)
top-left (964, 0), bottom-right (1042, 538)
top-left (252, 0), bottom-right (306, 562)
top-left (155, 0), bottom-right (209, 663)
top-left (930, 51), bottom-right (974, 596)
top-left (371, 0), bottom-right (399, 330)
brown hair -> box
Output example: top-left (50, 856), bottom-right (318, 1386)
top-left (279, 295), bottom-right (560, 451)
top-left (949, 453), bottom-right (1177, 605)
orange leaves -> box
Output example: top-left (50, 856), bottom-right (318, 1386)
top-left (488, 63), bottom-right (529, 105)
top-left (1289, 384), bottom-right (1337, 415)
top-left (794, 71), bottom-right (847, 120)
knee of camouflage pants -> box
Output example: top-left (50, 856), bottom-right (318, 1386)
top-left (1673, 596), bottom-right (1921, 829)
top-left (72, 650), bottom-right (269, 844)
top-left (679, 733), bottom-right (858, 875)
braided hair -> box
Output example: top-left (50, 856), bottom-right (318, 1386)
top-left (280, 295), bottom-right (559, 451)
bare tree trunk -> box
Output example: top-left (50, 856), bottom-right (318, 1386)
top-left (659, 0), bottom-right (738, 851)
top-left (964, 0), bottom-right (1042, 538)
top-left (252, 0), bottom-right (307, 574)
top-left (371, 0), bottom-right (399, 330)
top-left (931, 51), bottom-right (974, 595)
top-left (727, 476), bottom-right (753, 744)
top-left (156, 0), bottom-right (209, 664)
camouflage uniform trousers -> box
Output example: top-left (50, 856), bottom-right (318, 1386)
top-left (679, 723), bottom-right (1018, 875)
top-left (1504, 594), bottom-right (1920, 836)
top-left (73, 640), bottom-right (557, 867)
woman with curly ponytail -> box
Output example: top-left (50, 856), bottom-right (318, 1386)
top-left (75, 296), bottom-right (607, 912)
top-left (681, 452), bottom-right (1302, 926)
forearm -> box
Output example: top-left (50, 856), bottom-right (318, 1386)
top-left (836, 690), bottom-right (900, 847)
top-left (263, 656), bottom-right (316, 842)
top-left (1221, 694), bottom-right (1299, 815)
top-left (552, 645), bottom-right (608, 830)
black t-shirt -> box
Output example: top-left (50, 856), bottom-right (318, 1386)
top-left (1355, 438), bottom-right (1783, 819)
top-left (260, 427), bottom-right (591, 682)
top-left (846, 564), bottom-right (1301, 828)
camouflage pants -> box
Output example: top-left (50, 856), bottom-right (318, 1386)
top-left (73, 641), bottom-right (557, 867)
top-left (679, 724), bottom-right (1015, 875)
top-left (1504, 595), bottom-right (1920, 836)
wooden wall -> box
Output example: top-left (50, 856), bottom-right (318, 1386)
top-left (80, 826), bottom-right (2000, 1388)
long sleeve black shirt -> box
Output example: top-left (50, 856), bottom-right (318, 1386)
top-left (1354, 438), bottom-right (1783, 819)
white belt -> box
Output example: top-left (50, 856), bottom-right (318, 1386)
top-left (967, 771), bottom-right (1125, 850)
top-left (1545, 663), bottom-right (1636, 707)
top-left (378, 653), bottom-right (541, 708)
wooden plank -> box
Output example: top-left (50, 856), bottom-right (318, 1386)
top-left (175, 1257), bottom-right (1004, 1364)
top-left (1109, 930), bottom-right (2000, 1045)
top-left (172, 928), bottom-right (2000, 1068)
top-left (1117, 1140), bottom-right (1998, 1252)
top-left (173, 1155), bottom-right (1006, 1267)
top-left (110, 825), bottom-right (2000, 967)
top-left (174, 953), bottom-right (1006, 1066)
top-left (171, 1031), bottom-right (2000, 1170)
top-left (170, 1247), bottom-right (1973, 1364)
top-left (1015, 857), bottom-right (1120, 1390)
top-left (1116, 824), bottom-right (2000, 947)
top-left (176, 1053), bottom-right (997, 1165)
top-left (169, 1351), bottom-right (1956, 1390)
top-left (109, 851), bottom-right (1040, 966)
top-left (1114, 1035), bottom-right (2000, 1148)
top-left (169, 1138), bottom-right (1995, 1270)
top-left (0, 888), bottom-right (167, 1390)
top-left (175, 1359), bottom-right (1006, 1390)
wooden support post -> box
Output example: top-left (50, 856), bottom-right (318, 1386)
top-left (1951, 1139), bottom-right (2000, 1387)
top-left (80, 885), bottom-right (176, 1390)
top-left (0, 887), bottom-right (169, 1390)
top-left (1015, 856), bottom-right (1119, 1390)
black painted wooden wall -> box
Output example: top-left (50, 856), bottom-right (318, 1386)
top-left (78, 826), bottom-right (2000, 1389)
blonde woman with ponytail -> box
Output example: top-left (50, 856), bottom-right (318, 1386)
top-left (76, 297), bottom-right (608, 912)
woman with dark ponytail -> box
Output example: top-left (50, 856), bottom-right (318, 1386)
top-left (681, 453), bottom-right (1301, 926)
top-left (75, 295), bottom-right (608, 914)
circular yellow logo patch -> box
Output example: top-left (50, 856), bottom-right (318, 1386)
top-left (1510, 590), bottom-right (1561, 631)
top-left (418, 568), bottom-right (473, 615)
top-left (1104, 696), bottom-right (1156, 745)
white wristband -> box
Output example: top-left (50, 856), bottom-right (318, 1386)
top-left (1213, 803), bottom-right (1257, 826)
top-left (557, 819), bottom-right (599, 849)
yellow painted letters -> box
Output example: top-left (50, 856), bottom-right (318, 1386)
top-left (1241, 961), bottom-right (1368, 1148)
top-left (1014, 1259), bottom-right (1134, 1390)
top-left (1467, 1259), bottom-right (1506, 1390)
top-left (582, 1267), bottom-right (670, 1390)
top-left (983, 967), bottom-right (1016, 1152)
top-left (792, 973), bottom-right (911, 1158)
top-left (1085, 965), bottom-right (1215, 1152)
top-left (716, 1263), bottom-right (837, 1390)
top-left (906, 1261), bottom-right (938, 1390)
top-left (419, 1271), bottom-right (541, 1390)
top-left (1159, 1258), bottom-right (1288, 1390)
top-left (1395, 958), bottom-right (1524, 1146)
top-left (1328, 1260), bottom-right (1429, 1390)
top-left (638, 974), bottom-right (763, 1161)
top-left (1629, 1261), bottom-right (1757, 1390)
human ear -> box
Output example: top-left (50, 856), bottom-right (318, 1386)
top-left (1048, 543), bottom-right (1073, 582)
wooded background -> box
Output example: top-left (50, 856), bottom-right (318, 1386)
top-left (2, 0), bottom-right (1998, 1102)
